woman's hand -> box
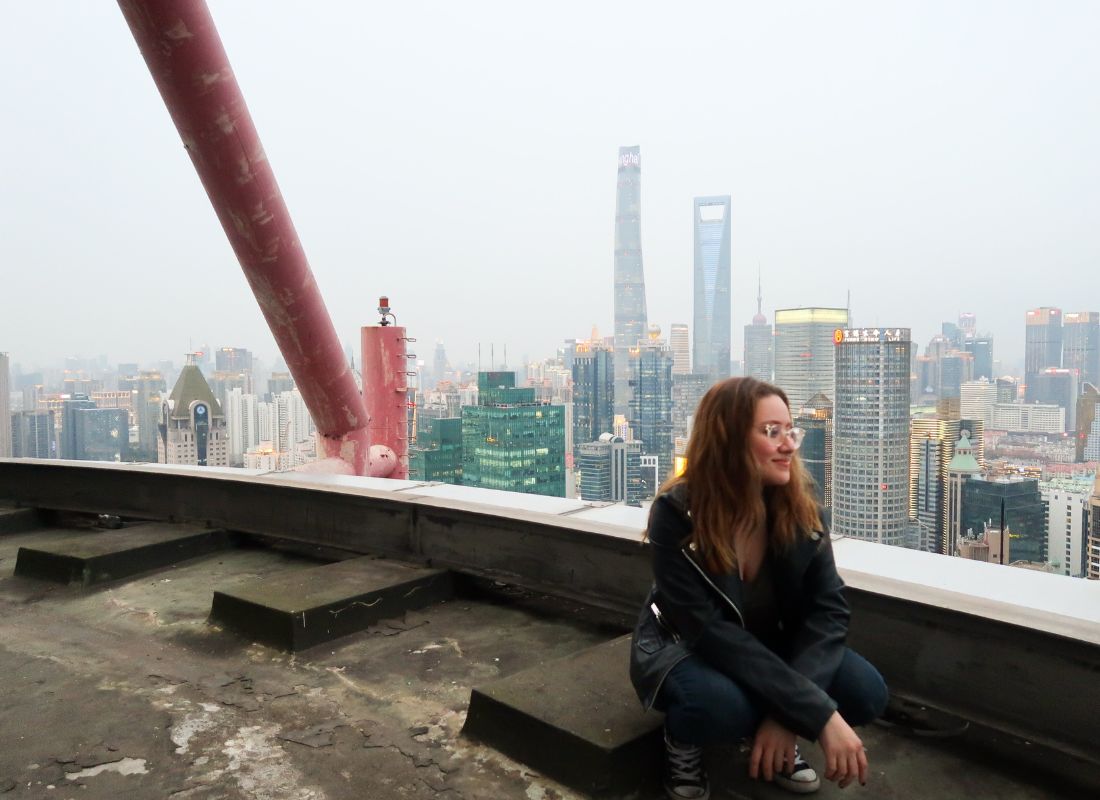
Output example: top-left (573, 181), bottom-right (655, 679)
top-left (749, 717), bottom-right (797, 782)
top-left (819, 711), bottom-right (867, 788)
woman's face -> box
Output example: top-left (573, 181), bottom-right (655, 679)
top-left (750, 393), bottom-right (795, 486)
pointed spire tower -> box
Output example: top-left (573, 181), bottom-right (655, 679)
top-left (744, 266), bottom-right (773, 381)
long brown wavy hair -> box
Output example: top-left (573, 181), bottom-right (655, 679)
top-left (657, 377), bottom-right (822, 574)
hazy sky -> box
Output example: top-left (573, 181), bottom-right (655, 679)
top-left (2, 1), bottom-right (1098, 374)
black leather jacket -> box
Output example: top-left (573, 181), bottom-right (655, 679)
top-left (629, 487), bottom-right (849, 741)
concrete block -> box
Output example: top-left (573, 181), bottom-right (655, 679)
top-left (209, 557), bottom-right (453, 651)
top-left (463, 634), bottom-right (662, 797)
top-left (13, 523), bottom-right (230, 586)
top-left (0, 507), bottom-right (43, 535)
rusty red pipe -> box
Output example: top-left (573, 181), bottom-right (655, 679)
top-left (117, 0), bottom-right (391, 476)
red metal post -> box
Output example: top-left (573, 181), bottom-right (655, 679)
top-left (117, 0), bottom-right (389, 476)
top-left (361, 321), bottom-right (411, 480)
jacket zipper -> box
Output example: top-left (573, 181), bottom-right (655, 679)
top-left (643, 552), bottom-right (748, 713)
top-left (681, 549), bottom-right (746, 628)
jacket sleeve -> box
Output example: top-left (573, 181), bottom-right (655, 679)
top-left (785, 534), bottom-right (850, 692)
top-left (648, 496), bottom-right (837, 740)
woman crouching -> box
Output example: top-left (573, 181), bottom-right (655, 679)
top-left (630, 377), bottom-right (888, 798)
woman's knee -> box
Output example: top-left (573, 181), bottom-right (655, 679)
top-left (830, 649), bottom-right (889, 726)
top-left (660, 658), bottom-right (762, 742)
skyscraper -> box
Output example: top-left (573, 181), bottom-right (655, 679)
top-left (1088, 472), bottom-right (1100, 579)
top-left (692, 196), bottom-right (732, 380)
top-left (831, 327), bottom-right (911, 546)
top-left (60, 395), bottom-right (97, 459)
top-left (910, 417), bottom-right (962, 553)
top-left (796, 393), bottom-right (833, 510)
top-left (1024, 307), bottom-right (1062, 400)
top-left (571, 341), bottom-right (614, 458)
top-left (0, 352), bottom-right (10, 458)
top-left (961, 475), bottom-right (1046, 564)
top-left (1030, 368), bottom-right (1079, 431)
top-left (773, 307), bottom-right (849, 413)
top-left (669, 324), bottom-right (690, 375)
top-left (461, 372), bottom-right (566, 497)
top-left (744, 274), bottom-right (772, 382)
top-left (159, 355), bottom-right (228, 467)
top-left (1077, 384), bottom-right (1100, 462)
top-left (613, 145), bottom-right (648, 418)
top-left (410, 416), bottom-right (463, 484)
top-left (215, 347), bottom-right (253, 373)
top-left (945, 432), bottom-right (982, 556)
top-left (628, 331), bottom-right (675, 486)
top-left (964, 336), bottom-right (994, 381)
top-left (577, 434), bottom-right (643, 506)
top-left (72, 408), bottom-right (128, 462)
top-left (11, 410), bottom-right (55, 459)
top-left (118, 369), bottom-right (167, 462)
top-left (1063, 311), bottom-right (1100, 389)
top-left (671, 373), bottom-right (713, 443)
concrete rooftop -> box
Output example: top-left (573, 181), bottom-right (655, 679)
top-left (0, 461), bottom-right (1096, 799)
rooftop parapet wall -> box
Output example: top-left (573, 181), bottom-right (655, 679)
top-left (1, 459), bottom-right (1098, 766)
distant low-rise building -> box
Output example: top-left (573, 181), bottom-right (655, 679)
top-left (577, 433), bottom-right (642, 506)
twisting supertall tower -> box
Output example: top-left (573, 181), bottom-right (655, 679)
top-left (613, 146), bottom-right (648, 417)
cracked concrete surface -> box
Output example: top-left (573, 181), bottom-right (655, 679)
top-left (0, 526), bottom-right (610, 799)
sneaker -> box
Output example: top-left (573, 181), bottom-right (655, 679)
top-left (771, 745), bottom-right (821, 794)
top-left (664, 728), bottom-right (710, 800)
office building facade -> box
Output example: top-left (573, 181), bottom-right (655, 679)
top-left (72, 407), bottom-right (128, 462)
top-left (669, 324), bottom-right (690, 375)
top-left (628, 337), bottom-right (675, 486)
top-left (613, 146), bottom-right (648, 418)
top-left (11, 410), bottom-right (55, 459)
top-left (1063, 311), bottom-right (1099, 389)
top-left (910, 417), bottom-right (961, 553)
top-left (1025, 307), bottom-right (1062, 400)
top-left (0, 352), bottom-right (10, 457)
top-left (1078, 385), bottom-right (1100, 462)
top-left (1041, 479), bottom-right (1091, 577)
top-left (774, 308), bottom-right (849, 413)
top-left (461, 372), bottom-right (566, 497)
top-left (961, 475), bottom-right (1046, 565)
top-left (672, 373), bottom-right (714, 443)
top-left (946, 433), bottom-right (982, 556)
top-left (1089, 473), bottom-right (1100, 579)
top-left (577, 433), bottom-right (643, 505)
top-left (692, 196), bottom-right (732, 379)
top-left (410, 416), bottom-right (463, 484)
top-left (796, 393), bottom-right (833, 509)
top-left (1030, 368), bottom-right (1078, 431)
top-left (571, 342), bottom-right (615, 459)
top-left (831, 327), bottom-right (911, 546)
top-left (159, 359), bottom-right (228, 467)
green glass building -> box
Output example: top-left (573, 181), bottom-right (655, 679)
top-left (410, 416), bottom-right (463, 484)
top-left (961, 475), bottom-right (1046, 564)
top-left (461, 372), bottom-right (566, 497)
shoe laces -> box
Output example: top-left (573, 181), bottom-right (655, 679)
top-left (666, 736), bottom-right (704, 783)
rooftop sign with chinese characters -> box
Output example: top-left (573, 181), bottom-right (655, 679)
top-left (834, 327), bottom-right (911, 344)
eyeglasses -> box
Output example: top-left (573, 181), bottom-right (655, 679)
top-left (759, 424), bottom-right (805, 449)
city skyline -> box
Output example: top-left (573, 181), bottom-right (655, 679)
top-left (2, 3), bottom-right (1098, 371)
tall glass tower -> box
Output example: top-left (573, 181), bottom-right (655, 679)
top-left (613, 146), bottom-right (648, 418)
top-left (628, 333), bottom-right (675, 486)
top-left (1064, 311), bottom-right (1100, 389)
top-left (832, 327), bottom-right (912, 547)
top-left (774, 307), bottom-right (849, 413)
top-left (572, 342), bottom-right (615, 454)
top-left (692, 196), bottom-right (732, 379)
top-left (1024, 307), bottom-right (1062, 401)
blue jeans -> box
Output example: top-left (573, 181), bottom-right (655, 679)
top-left (657, 648), bottom-right (888, 745)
